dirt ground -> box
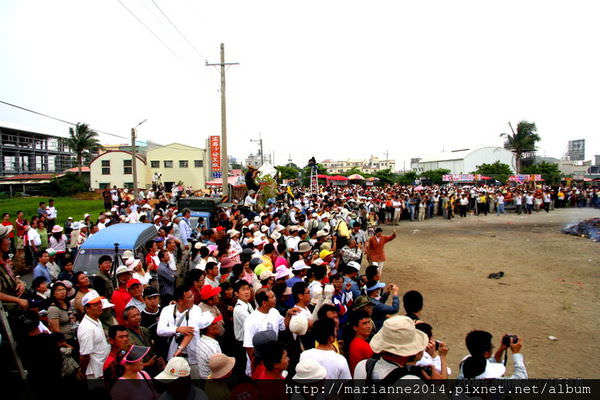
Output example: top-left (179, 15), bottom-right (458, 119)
top-left (376, 207), bottom-right (600, 378)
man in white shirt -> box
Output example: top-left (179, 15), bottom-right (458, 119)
top-left (495, 193), bottom-right (505, 215)
top-left (77, 291), bottom-right (111, 379)
top-left (196, 314), bottom-right (225, 379)
top-left (156, 285), bottom-right (205, 378)
top-left (299, 317), bottom-right (351, 379)
top-left (46, 198), bottom-right (57, 227)
top-left (243, 288), bottom-right (298, 366)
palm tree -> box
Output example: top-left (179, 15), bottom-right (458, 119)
top-left (500, 121), bottom-right (540, 174)
top-left (65, 123), bottom-right (103, 178)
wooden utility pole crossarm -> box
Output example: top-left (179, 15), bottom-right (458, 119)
top-left (206, 43), bottom-right (239, 197)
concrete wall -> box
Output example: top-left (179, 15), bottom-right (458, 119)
top-left (146, 143), bottom-right (208, 189)
top-left (90, 151), bottom-right (149, 189)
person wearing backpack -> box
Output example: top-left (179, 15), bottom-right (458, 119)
top-left (353, 315), bottom-right (448, 382)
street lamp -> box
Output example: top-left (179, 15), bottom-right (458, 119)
top-left (131, 119), bottom-right (147, 200)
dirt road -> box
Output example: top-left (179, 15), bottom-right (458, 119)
top-left (377, 207), bottom-right (600, 378)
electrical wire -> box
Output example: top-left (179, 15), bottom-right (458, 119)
top-left (150, 0), bottom-right (207, 62)
top-left (115, 0), bottom-right (187, 64)
top-left (0, 99), bottom-right (129, 141)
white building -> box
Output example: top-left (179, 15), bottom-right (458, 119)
top-left (411, 147), bottom-right (516, 174)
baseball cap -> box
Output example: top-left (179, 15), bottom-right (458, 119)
top-left (126, 279), bottom-right (142, 290)
top-left (319, 249), bottom-right (333, 259)
top-left (200, 285), bottom-right (222, 301)
top-left (143, 286), bottom-right (160, 298)
top-left (292, 260), bottom-right (311, 271)
top-left (115, 265), bottom-right (130, 275)
top-left (82, 290), bottom-right (111, 307)
top-left (366, 281), bottom-right (386, 292)
top-left (198, 311), bottom-right (223, 330)
top-left (259, 270), bottom-right (275, 281)
top-left (155, 357), bottom-right (190, 380)
top-left (347, 261), bottom-right (361, 271)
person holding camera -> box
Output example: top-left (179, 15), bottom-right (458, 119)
top-left (457, 330), bottom-right (528, 379)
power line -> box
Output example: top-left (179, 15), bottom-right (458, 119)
top-left (150, 0), bottom-right (207, 62)
top-left (115, 0), bottom-right (187, 64)
top-left (0, 99), bottom-right (129, 141)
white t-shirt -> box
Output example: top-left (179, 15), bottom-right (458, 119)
top-left (77, 314), bottom-right (110, 378)
top-left (242, 308), bottom-right (285, 348)
top-left (156, 304), bottom-right (204, 364)
top-left (299, 348), bottom-right (351, 379)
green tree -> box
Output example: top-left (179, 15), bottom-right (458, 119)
top-left (397, 171), bottom-right (418, 185)
top-left (275, 165), bottom-right (301, 180)
top-left (342, 166), bottom-right (364, 177)
top-left (500, 121), bottom-right (541, 174)
top-left (521, 161), bottom-right (562, 185)
top-left (371, 168), bottom-right (399, 185)
top-left (65, 123), bottom-right (103, 178)
top-left (419, 168), bottom-right (450, 185)
top-left (473, 161), bottom-right (513, 183)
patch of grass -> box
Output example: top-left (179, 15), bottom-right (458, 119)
top-left (0, 196), bottom-right (105, 225)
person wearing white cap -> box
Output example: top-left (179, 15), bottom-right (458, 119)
top-left (77, 290), bottom-right (112, 379)
top-left (353, 315), bottom-right (434, 381)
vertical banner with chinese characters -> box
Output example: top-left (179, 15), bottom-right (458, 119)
top-left (209, 135), bottom-right (221, 179)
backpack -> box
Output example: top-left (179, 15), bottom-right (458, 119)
top-left (363, 356), bottom-right (424, 397)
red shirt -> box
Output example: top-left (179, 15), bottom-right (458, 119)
top-left (16, 218), bottom-right (25, 237)
top-left (111, 287), bottom-right (132, 325)
top-left (349, 336), bottom-right (373, 375)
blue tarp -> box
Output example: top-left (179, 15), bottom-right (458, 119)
top-left (80, 223), bottom-right (156, 250)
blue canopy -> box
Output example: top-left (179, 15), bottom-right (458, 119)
top-left (75, 223), bottom-right (157, 273)
top-left (80, 223), bottom-right (157, 251)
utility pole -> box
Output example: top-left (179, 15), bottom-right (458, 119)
top-left (250, 133), bottom-right (264, 166)
top-left (131, 119), bottom-right (147, 200)
top-left (207, 44), bottom-right (239, 197)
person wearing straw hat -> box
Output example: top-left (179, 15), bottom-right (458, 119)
top-left (353, 315), bottom-right (447, 381)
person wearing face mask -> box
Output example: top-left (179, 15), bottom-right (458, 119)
top-left (366, 281), bottom-right (399, 330)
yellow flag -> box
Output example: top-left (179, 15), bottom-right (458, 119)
top-left (287, 185), bottom-right (295, 199)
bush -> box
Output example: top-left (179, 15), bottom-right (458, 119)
top-left (40, 173), bottom-right (88, 196)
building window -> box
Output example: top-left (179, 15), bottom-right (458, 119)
top-left (179, 160), bottom-right (189, 168)
top-left (164, 160), bottom-right (173, 168)
top-left (99, 183), bottom-right (110, 189)
top-left (150, 160), bottom-right (159, 168)
top-left (124, 182), bottom-right (133, 189)
top-left (194, 160), bottom-right (203, 168)
top-left (123, 159), bottom-right (132, 175)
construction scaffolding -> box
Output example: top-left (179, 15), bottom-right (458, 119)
top-left (0, 124), bottom-right (74, 177)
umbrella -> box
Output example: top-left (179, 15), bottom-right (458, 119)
top-left (480, 176), bottom-right (492, 180)
top-left (317, 174), bottom-right (329, 179)
top-left (347, 174), bottom-right (365, 180)
top-left (367, 177), bottom-right (380, 182)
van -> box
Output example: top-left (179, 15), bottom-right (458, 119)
top-left (74, 223), bottom-right (158, 275)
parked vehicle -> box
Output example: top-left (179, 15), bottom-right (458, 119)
top-left (74, 223), bottom-right (157, 275)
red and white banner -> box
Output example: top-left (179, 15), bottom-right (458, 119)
top-left (209, 135), bottom-right (221, 172)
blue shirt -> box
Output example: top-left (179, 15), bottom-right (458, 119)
top-left (343, 276), bottom-right (361, 300)
top-left (33, 263), bottom-right (52, 282)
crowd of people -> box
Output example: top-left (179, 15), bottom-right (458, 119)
top-left (2, 180), bottom-right (596, 397)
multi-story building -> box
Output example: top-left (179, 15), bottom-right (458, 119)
top-left (411, 147), bottom-right (515, 174)
top-left (0, 121), bottom-right (73, 177)
top-left (321, 156), bottom-right (396, 174)
top-left (90, 142), bottom-right (209, 191)
top-left (244, 152), bottom-right (272, 168)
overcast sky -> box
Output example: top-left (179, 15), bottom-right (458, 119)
top-left (1, 0), bottom-right (599, 169)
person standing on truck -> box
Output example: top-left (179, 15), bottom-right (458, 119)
top-left (178, 209), bottom-right (193, 250)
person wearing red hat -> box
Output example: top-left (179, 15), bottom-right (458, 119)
top-left (125, 279), bottom-right (145, 313)
top-left (199, 285), bottom-right (222, 318)
top-left (111, 266), bottom-right (133, 325)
